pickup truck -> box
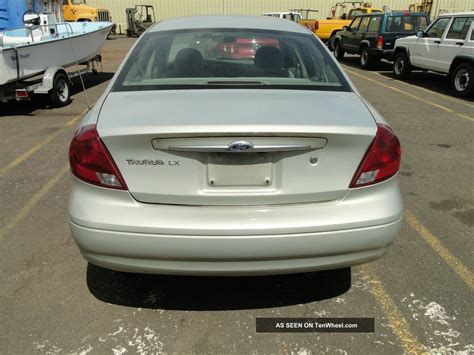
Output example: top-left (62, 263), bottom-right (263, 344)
top-left (393, 12), bottom-right (474, 97)
top-left (317, 6), bottom-right (383, 47)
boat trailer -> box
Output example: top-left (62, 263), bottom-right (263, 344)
top-left (0, 54), bottom-right (102, 107)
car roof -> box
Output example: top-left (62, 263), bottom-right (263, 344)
top-left (150, 15), bottom-right (309, 34)
top-left (353, 12), bottom-right (428, 18)
top-left (438, 11), bottom-right (474, 17)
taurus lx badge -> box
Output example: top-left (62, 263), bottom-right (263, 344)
top-left (126, 159), bottom-right (180, 166)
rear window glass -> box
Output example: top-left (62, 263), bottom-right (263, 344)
top-left (348, 9), bottom-right (366, 19)
top-left (416, 16), bottom-right (429, 29)
top-left (113, 29), bottom-right (350, 92)
top-left (447, 17), bottom-right (473, 39)
top-left (386, 15), bottom-right (427, 32)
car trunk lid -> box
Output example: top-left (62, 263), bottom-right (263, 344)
top-left (98, 89), bottom-right (376, 205)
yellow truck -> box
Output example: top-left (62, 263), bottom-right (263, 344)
top-left (61, 0), bottom-right (112, 23)
top-left (299, 2), bottom-right (383, 49)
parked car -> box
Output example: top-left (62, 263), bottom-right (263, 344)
top-left (333, 12), bottom-right (429, 68)
top-left (393, 12), bottom-right (474, 97)
top-left (68, 15), bottom-right (403, 276)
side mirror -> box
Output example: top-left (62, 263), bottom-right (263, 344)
top-left (343, 26), bottom-right (349, 31)
top-left (416, 30), bottom-right (424, 37)
top-left (23, 10), bottom-right (40, 26)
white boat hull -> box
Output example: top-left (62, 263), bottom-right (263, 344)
top-left (0, 22), bottom-right (113, 86)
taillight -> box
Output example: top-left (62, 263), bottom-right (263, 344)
top-left (69, 124), bottom-right (127, 190)
top-left (350, 123), bottom-right (401, 188)
top-left (376, 35), bottom-right (384, 50)
top-left (314, 20), bottom-right (319, 30)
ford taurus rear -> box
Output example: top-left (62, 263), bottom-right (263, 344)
top-left (68, 16), bottom-right (403, 275)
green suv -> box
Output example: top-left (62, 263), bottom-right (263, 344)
top-left (333, 12), bottom-right (430, 69)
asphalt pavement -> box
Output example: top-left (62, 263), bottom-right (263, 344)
top-left (0, 37), bottom-right (472, 354)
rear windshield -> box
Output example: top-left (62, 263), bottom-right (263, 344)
top-left (385, 15), bottom-right (428, 32)
top-left (113, 28), bottom-right (350, 92)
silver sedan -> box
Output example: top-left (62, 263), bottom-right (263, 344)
top-left (68, 15), bottom-right (403, 275)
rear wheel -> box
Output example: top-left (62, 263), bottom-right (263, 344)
top-left (451, 63), bottom-right (473, 98)
top-left (49, 72), bottom-right (71, 107)
top-left (334, 41), bottom-right (345, 60)
top-left (360, 47), bottom-right (376, 69)
top-left (327, 33), bottom-right (337, 51)
top-left (393, 51), bottom-right (412, 79)
top-left (136, 26), bottom-right (146, 37)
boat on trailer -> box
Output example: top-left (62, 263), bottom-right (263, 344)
top-left (0, 11), bottom-right (113, 106)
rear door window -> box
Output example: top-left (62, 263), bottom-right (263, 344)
top-left (446, 17), bottom-right (474, 39)
top-left (425, 17), bottom-right (451, 38)
top-left (359, 16), bottom-right (371, 32)
top-left (368, 16), bottom-right (382, 32)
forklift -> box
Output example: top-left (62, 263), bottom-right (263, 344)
top-left (126, 5), bottom-right (156, 37)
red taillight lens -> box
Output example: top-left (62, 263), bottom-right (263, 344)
top-left (350, 123), bottom-right (401, 188)
top-left (69, 124), bottom-right (127, 190)
top-left (377, 35), bottom-right (384, 50)
top-left (314, 20), bottom-right (319, 30)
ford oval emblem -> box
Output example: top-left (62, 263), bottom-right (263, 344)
top-left (227, 140), bottom-right (254, 152)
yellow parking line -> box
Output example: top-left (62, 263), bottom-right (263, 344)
top-left (455, 113), bottom-right (474, 121)
top-left (0, 164), bottom-right (69, 242)
top-left (373, 72), bottom-right (474, 110)
top-left (0, 110), bottom-right (86, 178)
top-left (345, 69), bottom-right (474, 122)
top-left (405, 209), bottom-right (474, 290)
top-left (360, 264), bottom-right (425, 354)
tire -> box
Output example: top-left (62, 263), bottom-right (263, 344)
top-left (334, 41), bottom-right (345, 61)
top-left (136, 26), bottom-right (146, 37)
top-left (327, 33), bottom-right (337, 51)
top-left (49, 72), bottom-right (71, 107)
top-left (360, 46), bottom-right (376, 69)
top-left (451, 63), bottom-right (473, 98)
top-left (393, 51), bottom-right (412, 79)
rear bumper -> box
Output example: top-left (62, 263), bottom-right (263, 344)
top-left (70, 219), bottom-right (399, 275)
top-left (370, 48), bottom-right (394, 61)
top-left (68, 176), bottom-right (403, 275)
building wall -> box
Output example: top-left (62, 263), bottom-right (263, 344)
top-left (86, 0), bottom-right (474, 30)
